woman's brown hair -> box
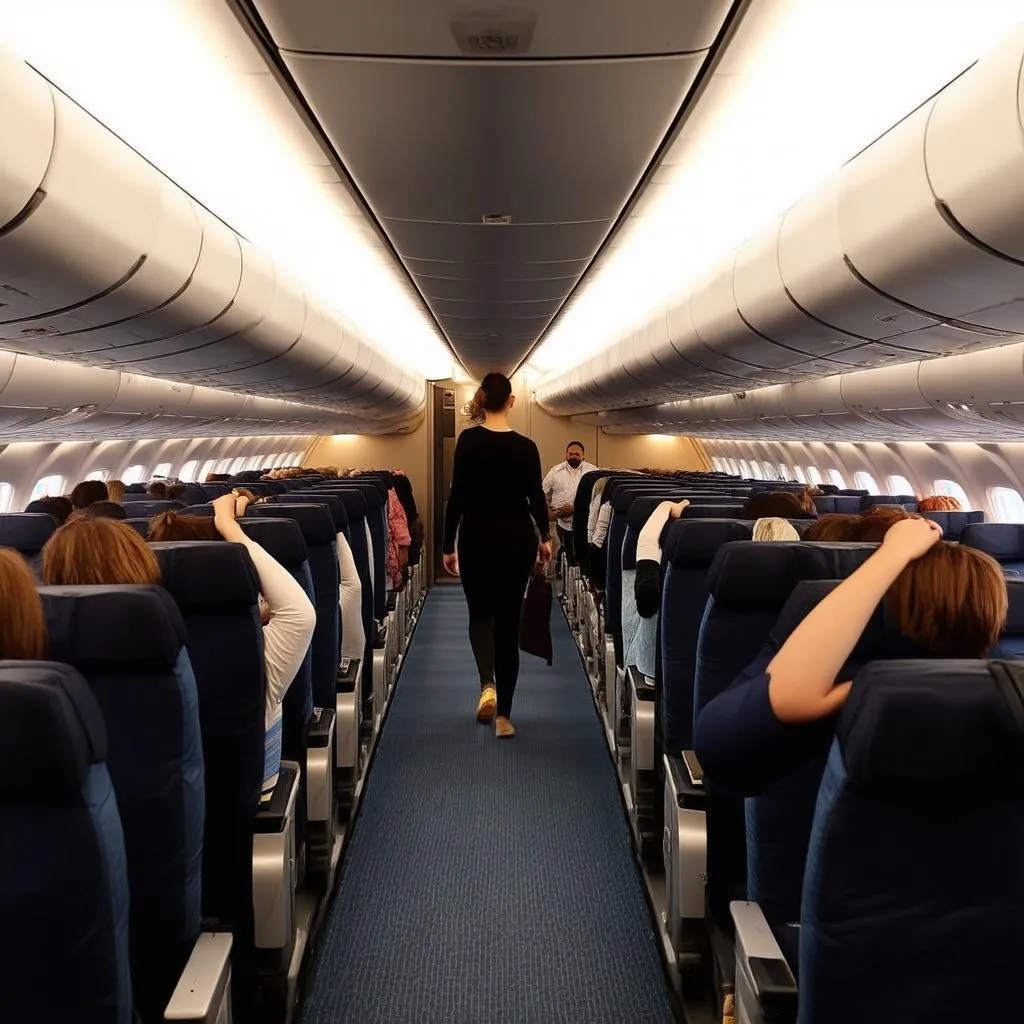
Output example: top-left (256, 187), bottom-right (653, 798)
top-left (42, 517), bottom-right (161, 587)
top-left (147, 511), bottom-right (219, 542)
top-left (854, 506), bottom-right (910, 543)
top-left (465, 372), bottom-right (513, 422)
top-left (917, 495), bottom-right (964, 513)
top-left (803, 514), bottom-right (863, 542)
top-left (0, 547), bottom-right (47, 659)
top-left (887, 543), bottom-right (1007, 657)
top-left (70, 479), bottom-right (109, 510)
top-left (741, 491), bottom-right (812, 520)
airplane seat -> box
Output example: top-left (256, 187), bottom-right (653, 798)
top-left (174, 484), bottom-right (208, 506)
top-left (860, 494), bottom-right (918, 511)
top-left (123, 519), bottom-right (149, 537)
top-left (812, 495), bottom-right (862, 515)
top-left (124, 484), bottom-right (147, 494)
top-left (960, 522), bottom-right (1024, 574)
top-left (242, 511), bottom-right (339, 866)
top-left (114, 500), bottom-right (184, 519)
top-left (837, 488), bottom-right (869, 496)
top-left (918, 509), bottom-right (985, 541)
top-left (0, 661), bottom-right (133, 1024)
top-left (198, 483), bottom-right (233, 500)
top-left (39, 586), bottom-right (229, 1023)
top-left (151, 541), bottom-right (298, 1020)
top-left (0, 512), bottom-right (55, 573)
top-left (180, 503), bottom-right (216, 516)
top-left (790, 659), bottom-right (1024, 1024)
top-left (686, 502), bottom-right (744, 518)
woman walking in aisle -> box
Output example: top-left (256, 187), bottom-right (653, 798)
top-left (442, 372), bottom-right (552, 737)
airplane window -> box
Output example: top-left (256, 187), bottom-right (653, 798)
top-left (85, 469), bottom-right (109, 482)
top-left (121, 465), bottom-right (146, 486)
top-left (828, 469), bottom-right (846, 489)
top-left (213, 459), bottom-right (232, 473)
top-left (199, 459), bottom-right (217, 481)
top-left (726, 459), bottom-right (739, 475)
top-left (854, 471), bottom-right (879, 494)
top-left (887, 474), bottom-right (913, 494)
top-left (933, 479), bottom-right (971, 509)
top-left (990, 487), bottom-right (1024, 523)
top-left (794, 466), bottom-right (806, 483)
top-left (739, 459), bottom-right (753, 478)
top-left (0, 483), bottom-right (12, 513)
top-left (152, 462), bottom-right (173, 479)
top-left (711, 457), bottom-right (723, 471)
top-left (263, 453), bottom-right (280, 469)
top-left (778, 464), bottom-right (791, 480)
top-left (229, 457), bottom-right (247, 474)
top-left (179, 460), bottom-right (199, 482)
top-left (30, 475), bottom-right (65, 502)
top-left (806, 466), bottom-right (823, 486)
top-left (244, 457), bottom-right (262, 471)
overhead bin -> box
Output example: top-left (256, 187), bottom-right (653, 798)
top-left (0, 49), bottom-right (426, 425)
top-left (537, 26), bottom-right (1024, 419)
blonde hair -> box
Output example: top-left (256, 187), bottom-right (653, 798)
top-left (752, 517), bottom-right (800, 542)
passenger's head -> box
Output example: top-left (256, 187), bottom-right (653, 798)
top-left (205, 473), bottom-right (231, 483)
top-left (798, 486), bottom-right (820, 515)
top-left (752, 517), bottom-right (800, 542)
top-left (803, 514), bottom-right (862, 542)
top-left (566, 441), bottom-right (585, 470)
top-left (887, 541), bottom-right (1006, 657)
top-left (741, 491), bottom-right (812, 520)
top-left (466, 372), bottom-right (514, 421)
top-left (25, 496), bottom-right (74, 526)
top-left (69, 479), bottom-right (109, 510)
top-left (83, 501), bottom-right (127, 521)
top-left (146, 480), bottom-right (168, 500)
top-left (147, 511), bottom-right (219, 542)
top-left (166, 482), bottom-right (186, 501)
top-left (854, 505), bottom-right (910, 542)
top-left (42, 516), bottom-right (161, 586)
top-left (106, 479), bottom-right (125, 504)
top-left (315, 466), bottom-right (338, 478)
top-left (917, 495), bottom-right (964, 512)
top-left (0, 547), bottom-right (46, 659)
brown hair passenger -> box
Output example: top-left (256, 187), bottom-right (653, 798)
top-left (83, 501), bottom-right (127, 521)
top-left (106, 480), bottom-right (126, 504)
top-left (69, 479), bottom-right (109, 510)
top-left (166, 482), bottom-right (186, 501)
top-left (887, 542), bottom-right (1006, 657)
top-left (803, 514), bottom-right (863, 542)
top-left (0, 547), bottom-right (47, 659)
top-left (24, 496), bottom-right (74, 526)
top-left (917, 495), bottom-right (964, 513)
top-left (741, 491), bottom-right (813, 520)
top-left (147, 481), bottom-right (168, 500)
top-left (42, 516), bottom-right (161, 586)
top-left (854, 506), bottom-right (910, 542)
top-left (147, 511), bottom-right (219, 543)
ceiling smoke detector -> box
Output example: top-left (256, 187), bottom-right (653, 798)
top-left (451, 10), bottom-right (536, 55)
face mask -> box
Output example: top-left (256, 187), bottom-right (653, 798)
top-left (567, 456), bottom-right (582, 468)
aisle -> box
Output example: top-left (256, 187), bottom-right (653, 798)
top-left (299, 587), bottom-right (677, 1024)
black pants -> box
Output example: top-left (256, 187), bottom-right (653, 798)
top-left (557, 525), bottom-right (576, 568)
top-left (458, 524), bottom-right (536, 718)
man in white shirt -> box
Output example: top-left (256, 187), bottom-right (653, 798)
top-left (543, 441), bottom-right (597, 568)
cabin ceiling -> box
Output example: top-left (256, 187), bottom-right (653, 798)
top-left (245, 0), bottom-right (740, 380)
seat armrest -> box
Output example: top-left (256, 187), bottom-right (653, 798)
top-left (626, 665), bottom-right (656, 700)
top-left (253, 762), bottom-right (300, 834)
top-left (665, 753), bottom-right (706, 806)
top-left (307, 706), bottom-right (335, 749)
top-left (337, 657), bottom-right (361, 693)
top-left (730, 901), bottom-right (798, 1024)
top-left (163, 932), bottom-right (233, 1022)
top-left (306, 710), bottom-right (336, 823)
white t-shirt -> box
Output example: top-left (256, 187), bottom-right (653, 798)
top-left (543, 460), bottom-right (597, 531)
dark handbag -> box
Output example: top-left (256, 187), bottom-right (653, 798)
top-left (519, 570), bottom-right (553, 666)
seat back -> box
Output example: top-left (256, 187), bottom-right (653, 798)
top-left (41, 586), bottom-right (202, 1022)
top-left (917, 509), bottom-right (985, 540)
top-left (245, 505), bottom-right (339, 708)
top-left (0, 512), bottom-right (55, 573)
top-left (860, 494), bottom-right (918, 512)
top-left (960, 522), bottom-right (1024, 574)
top-left (123, 518), bottom-right (149, 537)
top-left (317, 483), bottom-right (386, 618)
top-left (151, 542), bottom-right (264, 944)
top-left (0, 661), bottom-right (132, 1024)
top-left (113, 499), bottom-right (183, 519)
top-left (798, 659), bottom-right (1024, 1024)
top-left (812, 495), bottom-right (862, 515)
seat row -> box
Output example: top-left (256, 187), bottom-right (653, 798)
top-left (0, 469), bottom-right (428, 1023)
top-left (559, 469), bottom-right (1024, 1022)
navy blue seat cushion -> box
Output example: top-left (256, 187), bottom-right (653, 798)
top-left (0, 661), bottom-right (131, 1024)
top-left (918, 509), bottom-right (984, 541)
top-left (860, 494), bottom-right (918, 511)
top-left (961, 522), bottom-right (1024, 575)
top-left (659, 519), bottom-right (753, 751)
top-left (123, 518), bottom-right (149, 537)
top-left (799, 660), bottom-right (1024, 1024)
top-left (813, 495), bottom-right (862, 515)
top-left (0, 512), bottom-right (55, 554)
top-left (40, 586), bottom-right (203, 1022)
top-left (151, 542), bottom-right (264, 941)
top-left (284, 492), bottom-right (351, 536)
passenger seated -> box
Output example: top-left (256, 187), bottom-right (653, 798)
top-left (386, 485), bottom-right (411, 590)
top-left (205, 472), bottom-right (232, 483)
top-left (24, 496), bottom-right (73, 525)
top-left (918, 494), bottom-right (964, 512)
top-left (635, 499), bottom-right (688, 619)
top-left (42, 516), bottom-right (161, 586)
top-left (166, 482), bottom-right (186, 501)
top-left (69, 480), bottom-right (109, 510)
top-left (106, 479), bottom-right (125, 504)
top-left (82, 501), bottom-right (127, 521)
top-left (695, 518), bottom-right (1005, 794)
top-left (153, 494), bottom-right (316, 801)
top-left (338, 529), bottom-right (366, 661)
top-left (0, 547), bottom-right (47, 658)
top-left (147, 480), bottom-right (168, 499)
top-left (752, 517), bottom-right (800, 542)
top-left (740, 491), bottom-right (815, 520)
top-left (803, 513), bottom-right (862, 541)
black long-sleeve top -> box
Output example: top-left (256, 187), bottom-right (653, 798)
top-left (442, 426), bottom-right (550, 554)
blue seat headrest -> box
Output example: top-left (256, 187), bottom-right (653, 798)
top-left (961, 523), bottom-right (1024, 561)
top-left (0, 661), bottom-right (107, 799)
top-left (40, 586), bottom-right (185, 667)
top-left (123, 519), bottom-right (149, 537)
top-left (151, 542), bottom-right (259, 608)
top-left (683, 503), bottom-right (744, 519)
top-left (0, 513), bottom-right (56, 554)
top-left (179, 505), bottom-right (215, 517)
top-left (239, 517), bottom-right (308, 569)
top-left (291, 489), bottom-right (364, 523)
top-left (708, 541), bottom-right (878, 608)
top-left (315, 483), bottom-right (384, 509)
top-left (839, 659), bottom-right (1024, 794)
top-left (662, 519), bottom-right (754, 567)
top-left (610, 487), bottom-right (686, 514)
top-left (289, 492), bottom-right (350, 531)
top-left (246, 503), bottom-right (335, 545)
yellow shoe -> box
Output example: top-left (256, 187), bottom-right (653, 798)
top-left (495, 716), bottom-right (516, 738)
top-left (476, 686), bottom-right (497, 723)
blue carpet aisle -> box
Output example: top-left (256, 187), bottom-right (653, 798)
top-left (299, 587), bottom-right (677, 1024)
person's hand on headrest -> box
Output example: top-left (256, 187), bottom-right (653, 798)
top-left (667, 499), bottom-right (690, 519)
